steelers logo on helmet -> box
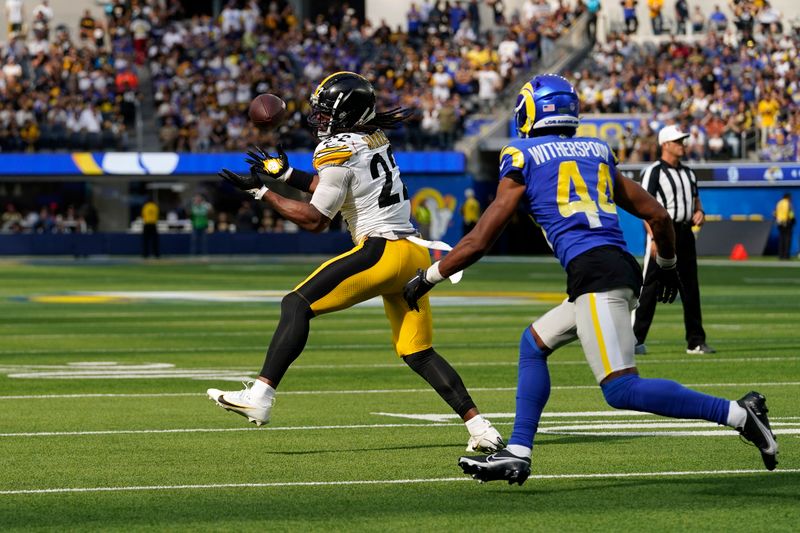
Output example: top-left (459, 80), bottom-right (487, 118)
top-left (514, 73), bottom-right (580, 138)
top-left (308, 72), bottom-right (377, 138)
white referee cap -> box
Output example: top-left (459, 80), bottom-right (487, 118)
top-left (658, 125), bottom-right (690, 145)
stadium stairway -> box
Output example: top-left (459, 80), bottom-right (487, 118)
top-left (457, 13), bottom-right (594, 181)
top-left (136, 64), bottom-right (162, 152)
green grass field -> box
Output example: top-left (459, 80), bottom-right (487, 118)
top-left (0, 256), bottom-right (798, 532)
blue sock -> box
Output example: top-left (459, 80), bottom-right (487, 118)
top-left (601, 374), bottom-right (729, 425)
top-left (508, 328), bottom-right (551, 449)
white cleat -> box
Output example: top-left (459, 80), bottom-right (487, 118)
top-left (207, 382), bottom-right (273, 426)
top-left (466, 418), bottom-right (506, 453)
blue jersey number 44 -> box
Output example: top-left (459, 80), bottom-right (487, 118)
top-left (556, 161), bottom-right (616, 228)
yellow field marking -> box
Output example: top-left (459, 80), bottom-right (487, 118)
top-left (30, 295), bottom-right (127, 304)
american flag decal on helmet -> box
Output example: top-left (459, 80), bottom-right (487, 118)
top-left (542, 104), bottom-right (555, 112)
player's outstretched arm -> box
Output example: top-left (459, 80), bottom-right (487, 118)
top-left (262, 190), bottom-right (331, 232)
top-left (614, 171), bottom-right (681, 303)
top-left (613, 171), bottom-right (675, 259)
top-left (438, 177), bottom-right (527, 278)
top-left (218, 168), bottom-right (329, 232)
top-left (404, 177), bottom-right (526, 310)
top-left (403, 179), bottom-right (525, 311)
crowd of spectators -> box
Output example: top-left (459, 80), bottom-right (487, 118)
top-left (148, 0), bottom-right (582, 152)
top-left (575, 0), bottom-right (799, 162)
top-left (0, 200), bottom-right (97, 233)
top-left (0, 0), bottom-right (161, 152)
top-left (0, 0), bottom-right (585, 153)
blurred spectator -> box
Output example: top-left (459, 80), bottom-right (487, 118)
top-left (32, 1), bottom-right (53, 25)
top-left (774, 193), bottom-right (795, 260)
top-left (708, 5), bottom-right (728, 33)
top-left (461, 188), bottom-right (480, 235)
top-left (189, 194), bottom-right (212, 255)
top-left (215, 211), bottom-right (233, 233)
top-left (431, 64), bottom-right (453, 102)
top-left (621, 0), bottom-right (638, 34)
top-left (585, 0), bottom-right (601, 42)
top-left (648, 0), bottom-right (663, 35)
top-left (141, 196), bottom-right (160, 258)
top-left (475, 63), bottom-right (502, 113)
top-left (757, 90), bottom-right (780, 148)
top-left (59, 204), bottom-right (86, 233)
top-left (1, 202), bottom-right (22, 232)
top-left (79, 9), bottom-right (96, 42)
top-left (691, 5), bottom-right (705, 33)
top-left (686, 125), bottom-right (706, 160)
top-left (675, 0), bottom-right (689, 35)
top-left (160, 117), bottom-right (179, 151)
top-left (235, 200), bottom-right (258, 233)
top-left (5, 0), bottom-right (24, 35)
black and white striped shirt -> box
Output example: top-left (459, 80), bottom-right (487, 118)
top-left (640, 160), bottom-right (698, 223)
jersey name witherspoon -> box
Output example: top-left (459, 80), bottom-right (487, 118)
top-left (500, 135), bottom-right (629, 268)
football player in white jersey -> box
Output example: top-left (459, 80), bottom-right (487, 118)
top-left (207, 72), bottom-right (504, 454)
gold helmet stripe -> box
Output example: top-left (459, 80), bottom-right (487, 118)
top-left (311, 71), bottom-right (369, 100)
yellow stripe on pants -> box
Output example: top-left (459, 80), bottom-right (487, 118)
top-left (589, 293), bottom-right (613, 376)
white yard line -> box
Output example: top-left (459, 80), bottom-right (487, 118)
top-left (2, 381), bottom-right (800, 400)
top-left (1, 469), bottom-right (798, 496)
top-left (1, 422), bottom-right (798, 439)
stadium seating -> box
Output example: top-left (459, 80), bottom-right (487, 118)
top-left (572, 2), bottom-right (799, 162)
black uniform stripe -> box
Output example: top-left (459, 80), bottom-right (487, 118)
top-left (296, 237), bottom-right (387, 305)
top-left (641, 162), bottom-right (660, 196)
top-left (663, 168), bottom-right (680, 220)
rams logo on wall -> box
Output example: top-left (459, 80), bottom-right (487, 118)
top-left (410, 187), bottom-right (456, 241)
top-left (71, 153), bottom-right (180, 175)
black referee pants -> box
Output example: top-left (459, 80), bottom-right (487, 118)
top-left (634, 222), bottom-right (706, 348)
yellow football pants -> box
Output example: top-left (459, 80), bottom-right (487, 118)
top-left (293, 236), bottom-right (434, 356)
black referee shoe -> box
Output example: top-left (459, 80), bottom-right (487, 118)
top-left (737, 391), bottom-right (778, 471)
top-left (458, 449), bottom-right (531, 485)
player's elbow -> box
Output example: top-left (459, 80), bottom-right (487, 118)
top-left (649, 205), bottom-right (671, 228)
top-left (303, 218), bottom-right (330, 233)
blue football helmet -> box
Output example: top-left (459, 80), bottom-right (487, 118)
top-left (514, 74), bottom-right (580, 137)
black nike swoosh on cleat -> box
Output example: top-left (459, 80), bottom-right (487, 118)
top-left (217, 396), bottom-right (254, 410)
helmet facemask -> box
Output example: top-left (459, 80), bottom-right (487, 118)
top-left (308, 73), bottom-right (377, 139)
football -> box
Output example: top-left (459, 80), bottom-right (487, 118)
top-left (248, 94), bottom-right (287, 128)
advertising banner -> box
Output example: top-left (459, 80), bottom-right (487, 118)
top-left (0, 152), bottom-right (466, 177)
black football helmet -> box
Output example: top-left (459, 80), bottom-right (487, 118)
top-left (308, 72), bottom-right (376, 138)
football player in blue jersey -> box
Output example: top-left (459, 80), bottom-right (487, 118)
top-left (403, 74), bottom-right (778, 484)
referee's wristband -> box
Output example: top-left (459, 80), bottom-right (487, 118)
top-left (656, 253), bottom-right (677, 269)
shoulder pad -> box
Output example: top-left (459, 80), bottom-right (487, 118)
top-left (499, 144), bottom-right (525, 170)
top-left (313, 134), bottom-right (355, 170)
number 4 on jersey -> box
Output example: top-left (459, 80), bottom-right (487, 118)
top-left (556, 161), bottom-right (616, 228)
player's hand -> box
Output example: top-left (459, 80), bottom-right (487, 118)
top-left (648, 265), bottom-right (682, 304)
top-left (219, 168), bottom-right (268, 200)
top-left (403, 268), bottom-right (436, 311)
top-left (245, 144), bottom-right (293, 182)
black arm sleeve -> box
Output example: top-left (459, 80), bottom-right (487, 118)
top-left (286, 168), bottom-right (315, 193)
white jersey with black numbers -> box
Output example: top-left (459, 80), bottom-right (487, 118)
top-left (309, 130), bottom-right (416, 243)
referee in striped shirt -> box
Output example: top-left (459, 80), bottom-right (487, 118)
top-left (633, 125), bottom-right (715, 355)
